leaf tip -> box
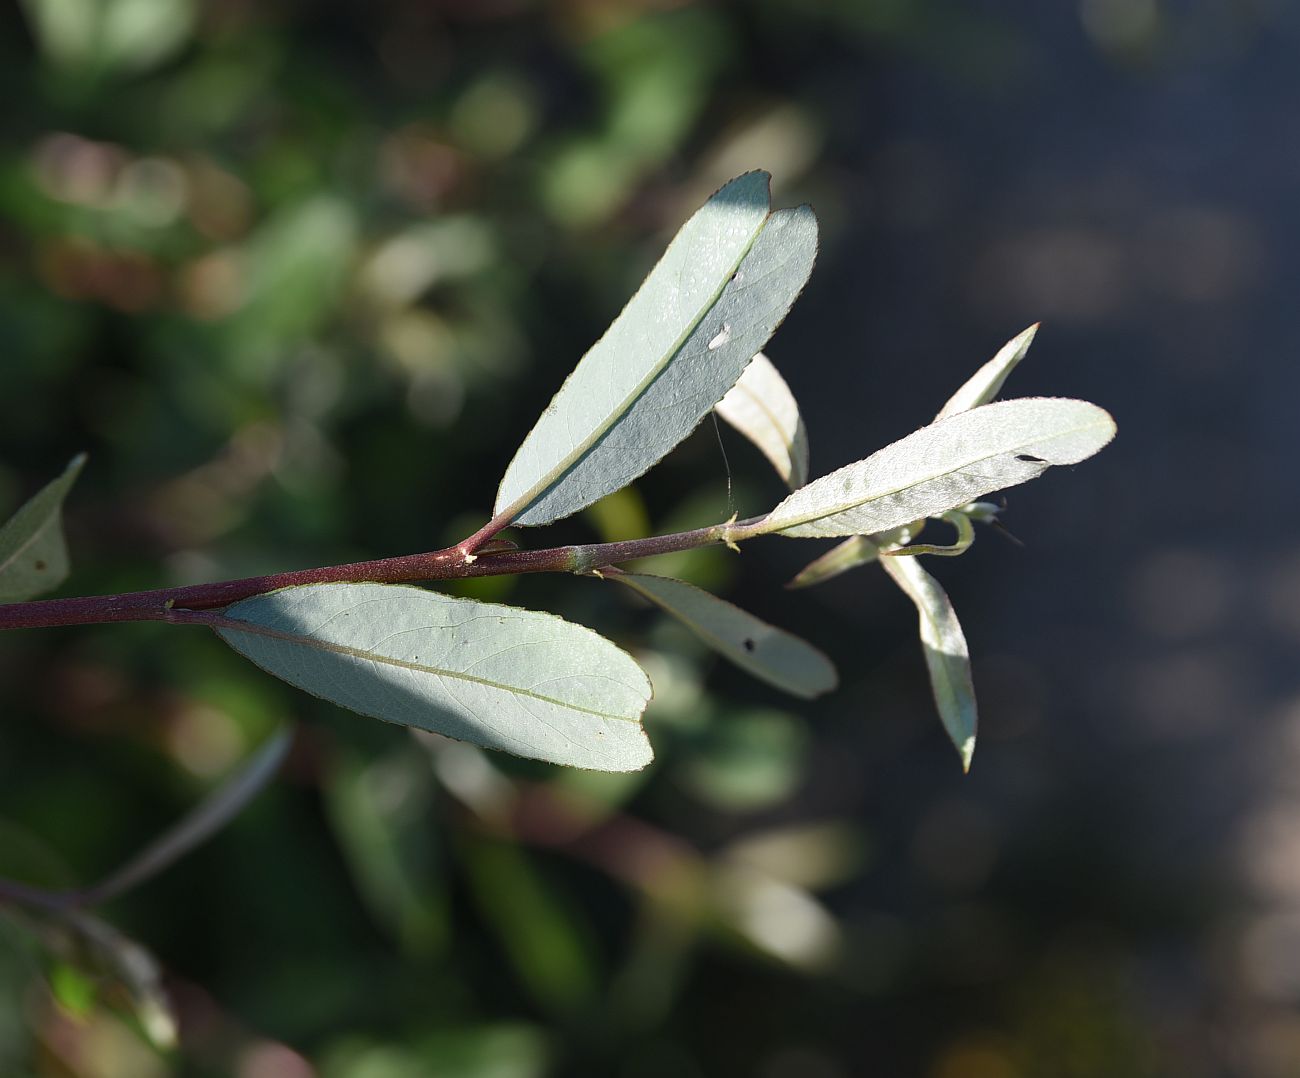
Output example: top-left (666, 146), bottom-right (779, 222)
top-left (959, 735), bottom-right (976, 774)
top-left (815, 659), bottom-right (840, 697)
top-left (714, 169), bottom-right (773, 206)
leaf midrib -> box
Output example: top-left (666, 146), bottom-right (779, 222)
top-left (622, 574), bottom-right (754, 662)
top-left (773, 414), bottom-right (1110, 532)
top-left (619, 573), bottom-right (830, 694)
top-left (500, 212), bottom-right (772, 522)
top-left (218, 618), bottom-right (643, 723)
top-left (729, 378), bottom-right (796, 479)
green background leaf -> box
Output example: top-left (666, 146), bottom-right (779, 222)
top-left (0, 453), bottom-right (85, 603)
top-left (216, 584), bottom-right (653, 772)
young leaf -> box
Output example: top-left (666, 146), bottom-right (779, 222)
top-left (494, 171), bottom-right (818, 527)
top-left (936, 323), bottom-right (1039, 419)
top-left (611, 572), bottom-right (836, 699)
top-left (714, 351), bottom-right (810, 490)
top-left (214, 584), bottom-right (653, 772)
top-left (759, 398), bottom-right (1115, 539)
top-left (786, 524), bottom-right (917, 589)
top-left (879, 554), bottom-right (977, 772)
top-left (0, 454), bottom-right (86, 603)
top-left (880, 511), bottom-right (975, 558)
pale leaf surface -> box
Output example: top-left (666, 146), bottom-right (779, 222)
top-left (495, 171), bottom-right (818, 526)
top-left (936, 323), bottom-right (1039, 419)
top-left (715, 351), bottom-right (810, 490)
top-left (785, 524), bottom-right (919, 589)
top-left (762, 398), bottom-right (1115, 539)
top-left (881, 512), bottom-right (975, 558)
top-left (613, 572), bottom-right (836, 699)
top-left (216, 584), bottom-right (652, 772)
top-left (880, 554), bottom-right (977, 772)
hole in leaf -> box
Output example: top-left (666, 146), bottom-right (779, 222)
top-left (743, 638), bottom-right (756, 652)
top-left (1015, 454), bottom-right (1046, 463)
top-left (33, 561), bottom-right (47, 571)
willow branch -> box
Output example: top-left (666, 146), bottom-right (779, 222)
top-left (0, 516), bottom-right (762, 633)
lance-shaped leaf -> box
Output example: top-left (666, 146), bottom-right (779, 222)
top-left (78, 729), bottom-right (292, 906)
top-left (611, 572), bottom-right (836, 699)
top-left (879, 554), bottom-right (977, 772)
top-left (759, 398), bottom-right (1115, 539)
top-left (495, 171), bottom-right (818, 527)
top-left (714, 351), bottom-right (810, 490)
top-left (0, 454), bottom-right (86, 602)
top-left (786, 524), bottom-right (918, 589)
top-left (215, 584), bottom-right (653, 772)
top-left (936, 323), bottom-right (1039, 419)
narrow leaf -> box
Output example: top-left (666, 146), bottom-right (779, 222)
top-left (760, 398), bottom-right (1115, 539)
top-left (879, 555), bottom-right (977, 772)
top-left (0, 454), bottom-right (86, 602)
top-left (785, 524), bottom-right (917, 589)
top-left (80, 729), bottom-right (293, 906)
top-left (880, 511), bottom-right (975, 558)
top-left (936, 323), bottom-right (1039, 419)
top-left (714, 351), bottom-right (810, 490)
top-left (495, 171), bottom-right (818, 527)
top-left (612, 572), bottom-right (836, 699)
top-left (215, 584), bottom-right (653, 772)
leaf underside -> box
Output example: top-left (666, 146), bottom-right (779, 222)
top-left (763, 397), bottom-right (1115, 539)
top-left (935, 323), bottom-right (1039, 420)
top-left (715, 351), bottom-right (810, 490)
top-left (613, 572), bottom-right (836, 699)
top-left (786, 524), bottom-right (917, 589)
top-left (880, 553), bottom-right (977, 771)
top-left (216, 583), bottom-right (654, 772)
top-left (495, 170), bottom-right (818, 527)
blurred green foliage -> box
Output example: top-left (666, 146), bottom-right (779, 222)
top-left (0, 0), bottom-right (1263, 1074)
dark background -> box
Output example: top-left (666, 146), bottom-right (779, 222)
top-left (1, 2), bottom-right (1294, 1076)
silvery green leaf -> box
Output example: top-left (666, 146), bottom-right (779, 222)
top-left (0, 454), bottom-right (85, 603)
top-left (215, 584), bottom-right (652, 772)
top-left (785, 524), bottom-right (918, 589)
top-left (760, 398), bottom-right (1115, 539)
top-left (495, 171), bottom-right (818, 527)
top-left (936, 323), bottom-right (1039, 420)
top-left (714, 351), bottom-right (810, 490)
top-left (879, 555), bottom-right (977, 772)
top-left (612, 572), bottom-right (836, 699)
